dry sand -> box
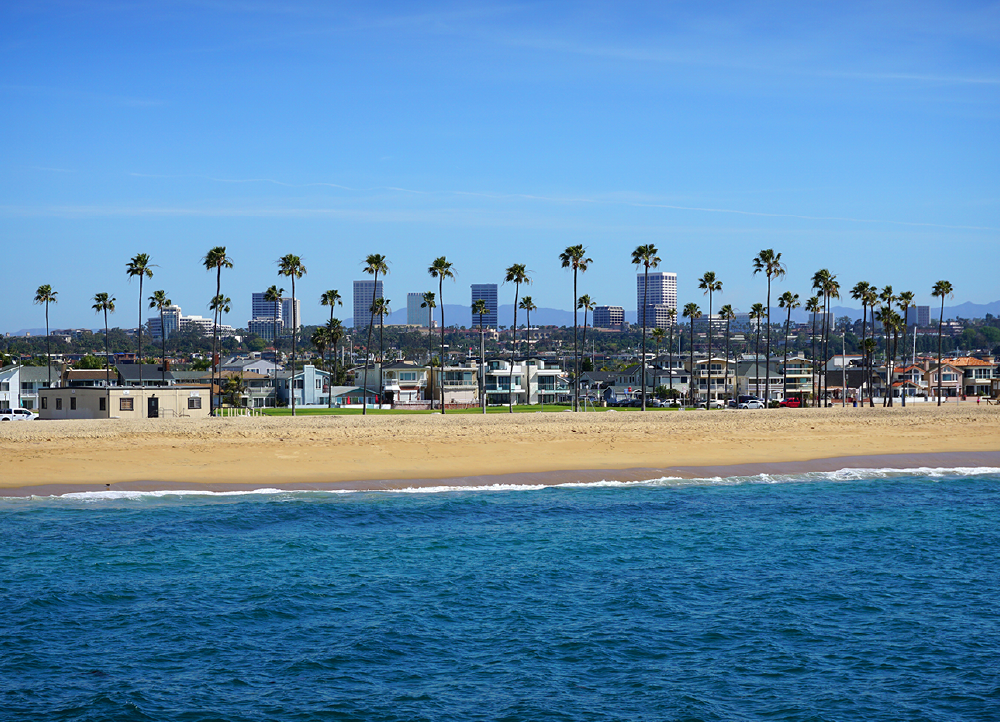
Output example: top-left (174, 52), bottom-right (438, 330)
top-left (2, 404), bottom-right (998, 495)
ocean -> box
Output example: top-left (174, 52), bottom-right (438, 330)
top-left (3, 468), bottom-right (1000, 721)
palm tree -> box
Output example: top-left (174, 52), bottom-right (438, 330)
top-left (148, 290), bottom-right (172, 385)
top-left (683, 303), bottom-right (702, 406)
top-left (752, 250), bottom-right (785, 404)
top-left (878, 286), bottom-right (897, 406)
top-left (519, 295), bottom-right (536, 360)
top-left (778, 291), bottom-right (800, 400)
top-left (698, 272), bottom-right (723, 401)
top-left (719, 304), bottom-right (735, 402)
top-left (862, 285), bottom-right (878, 407)
top-left (560, 245), bottom-right (592, 411)
top-left (33, 284), bottom-right (58, 388)
top-left (420, 291), bottom-right (436, 363)
top-left (320, 289), bottom-right (342, 377)
top-left (202, 247), bottom-right (232, 416)
top-left (932, 280), bottom-right (953, 405)
top-left (504, 263), bottom-right (531, 413)
top-left (805, 296), bottom-right (821, 406)
top-left (578, 294), bottom-right (595, 376)
top-left (92, 292), bottom-right (115, 411)
top-left (372, 297), bottom-right (391, 365)
top-left (811, 269), bottom-right (837, 406)
top-left (277, 254), bottom-right (307, 416)
top-left (896, 290), bottom-right (914, 406)
top-left (208, 294), bottom-right (232, 408)
top-left (361, 254), bottom-right (388, 415)
top-left (472, 298), bottom-right (489, 414)
top-left (326, 318), bottom-right (344, 407)
top-left (311, 326), bottom-right (329, 370)
top-left (264, 284), bottom-right (284, 407)
top-left (850, 281), bottom-right (873, 407)
top-left (666, 307), bottom-right (677, 393)
top-left (126, 253), bottom-right (155, 390)
top-left (750, 303), bottom-right (766, 398)
top-left (631, 244), bottom-right (661, 411)
top-left (429, 257), bottom-right (455, 415)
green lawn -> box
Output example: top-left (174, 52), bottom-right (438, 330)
top-left (258, 404), bottom-right (688, 416)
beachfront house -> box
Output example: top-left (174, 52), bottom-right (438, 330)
top-left (276, 365), bottom-right (333, 407)
top-left (427, 363), bottom-right (479, 406)
top-left (735, 360), bottom-right (783, 401)
top-left (482, 359), bottom-right (525, 406)
top-left (690, 356), bottom-right (734, 402)
top-left (380, 360), bottom-right (430, 404)
top-left (926, 362), bottom-right (963, 400)
top-left (0, 365), bottom-right (20, 408)
top-left (16, 365), bottom-right (62, 410)
top-left (37, 386), bottom-right (212, 420)
top-left (951, 357), bottom-right (998, 397)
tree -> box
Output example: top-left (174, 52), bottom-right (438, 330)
top-left (811, 269), bottom-right (838, 406)
top-left (361, 254), bottom-right (388, 416)
top-left (503, 264), bottom-right (531, 413)
top-left (862, 285), bottom-right (878, 407)
top-left (805, 296), bottom-right (821, 406)
top-left (778, 291), bottom-right (800, 399)
top-left (897, 290), bottom-right (915, 406)
top-left (560, 244), bottom-right (592, 411)
top-left (320, 289), bottom-right (342, 389)
top-left (750, 302), bottom-right (766, 398)
top-left (148, 290), bottom-right (172, 385)
top-left (278, 254), bottom-right (307, 416)
top-left (222, 374), bottom-right (246, 407)
top-left (311, 326), bottom-right (329, 383)
top-left (878, 286), bottom-right (897, 406)
top-left (92, 292), bottom-right (115, 411)
top-left (698, 272), bottom-right (722, 401)
top-left (372, 297), bottom-right (391, 365)
top-left (632, 244), bottom-right (661, 411)
top-left (519, 295), bottom-right (536, 357)
top-left (932, 280), bottom-right (954, 406)
top-left (264, 284), bottom-right (284, 404)
top-left (666, 307), bottom-right (677, 394)
top-left (420, 291), bottom-right (436, 363)
top-left (752, 250), bottom-right (785, 403)
top-left (202, 247), bottom-right (232, 416)
top-left (126, 253), bottom-right (155, 390)
top-left (429, 256), bottom-right (455, 415)
top-left (683, 303), bottom-right (702, 406)
top-left (326, 318), bottom-right (345, 403)
top-left (33, 284), bottom-right (58, 389)
top-left (472, 298), bottom-right (489, 414)
top-left (578, 294), bottom-right (595, 395)
top-left (850, 282), bottom-right (873, 407)
top-left (719, 304), bottom-right (735, 401)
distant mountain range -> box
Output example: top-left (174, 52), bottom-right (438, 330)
top-left (8, 300), bottom-right (999, 336)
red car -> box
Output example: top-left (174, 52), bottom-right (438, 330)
top-left (779, 398), bottom-right (801, 408)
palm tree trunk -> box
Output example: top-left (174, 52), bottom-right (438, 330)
top-left (581, 308), bottom-right (589, 408)
top-left (290, 277), bottom-right (297, 417)
top-left (937, 297), bottom-right (944, 405)
top-left (668, 324), bottom-right (674, 393)
top-left (641, 266), bottom-right (648, 411)
top-left (439, 277), bottom-right (445, 415)
top-left (363, 272), bottom-right (377, 416)
top-left (161, 309), bottom-right (167, 385)
top-left (810, 313), bottom-right (817, 407)
top-left (104, 309), bottom-right (111, 415)
top-left (689, 322), bottom-right (695, 406)
top-left (573, 269), bottom-right (578, 412)
top-left (525, 308), bottom-right (530, 405)
top-left (783, 309), bottom-right (790, 399)
top-left (707, 291), bottom-right (712, 403)
top-left (480, 314), bottom-right (486, 414)
top-left (725, 319), bottom-right (731, 404)
top-left (138, 277), bottom-right (144, 390)
top-left (509, 286), bottom-right (519, 413)
top-left (45, 302), bottom-right (51, 389)
top-left (765, 279), bottom-right (771, 403)
top-left (754, 326), bottom-right (760, 399)
top-left (427, 307), bottom-right (433, 363)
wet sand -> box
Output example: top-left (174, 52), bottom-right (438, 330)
top-left (2, 404), bottom-right (998, 496)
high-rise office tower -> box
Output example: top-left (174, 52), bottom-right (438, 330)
top-left (593, 305), bottom-right (625, 329)
top-left (636, 272), bottom-right (677, 329)
top-left (407, 293), bottom-right (427, 326)
top-left (353, 280), bottom-right (384, 331)
top-left (281, 298), bottom-right (301, 332)
top-left (470, 284), bottom-right (498, 328)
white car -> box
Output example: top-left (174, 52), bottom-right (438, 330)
top-left (697, 399), bottom-right (725, 409)
top-left (0, 407), bottom-right (37, 422)
top-left (739, 399), bottom-right (766, 409)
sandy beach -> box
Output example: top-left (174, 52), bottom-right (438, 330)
top-left (2, 404), bottom-right (998, 495)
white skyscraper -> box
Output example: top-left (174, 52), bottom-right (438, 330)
top-left (636, 272), bottom-right (677, 329)
top-left (353, 280), bottom-right (384, 331)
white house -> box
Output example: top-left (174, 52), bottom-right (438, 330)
top-left (0, 365), bottom-right (20, 408)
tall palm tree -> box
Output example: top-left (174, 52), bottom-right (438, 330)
top-left (472, 298), bottom-right (489, 414)
top-left (698, 272), bottom-right (722, 401)
top-left (202, 247), bottom-right (232, 416)
top-left (750, 302), bottom-right (766, 398)
top-left (326, 318), bottom-right (344, 407)
top-left (263, 284), bottom-right (284, 407)
top-left (752, 250), bottom-right (785, 404)
top-left (92, 293), bottom-right (115, 411)
top-left (666, 307), bottom-right (677, 394)
top-left (420, 291), bottom-right (436, 363)
top-left (208, 294), bottom-right (231, 408)
top-left (805, 296), bottom-right (821, 406)
top-left (311, 327), bottom-right (329, 378)
top-left (33, 284), bottom-right (58, 389)
top-left (560, 245), bottom-right (592, 411)
top-left (778, 291), bottom-right (800, 400)
top-left (631, 244), bottom-right (661, 411)
top-left (850, 281), bottom-right (873, 407)
top-left (429, 256), bottom-right (455, 415)
top-left (277, 254), bottom-right (307, 416)
top-left (878, 286), bottom-right (897, 406)
top-left (719, 304), bottom-right (735, 402)
top-left (519, 296), bottom-right (536, 360)
top-left (504, 263), bottom-right (531, 413)
top-left (372, 297), bottom-right (391, 365)
top-left (811, 269), bottom-right (835, 406)
top-left (932, 280), bottom-right (953, 406)
top-left (320, 289), bottom-right (342, 376)
top-left (361, 254), bottom-right (388, 415)
top-left (896, 290), bottom-right (914, 406)
top-left (126, 253), bottom-right (155, 390)
top-left (148, 290), bottom-right (172, 385)
top-left (862, 285), bottom-right (878, 407)
top-left (578, 294), bottom-right (595, 376)
top-left (683, 303), bottom-right (702, 406)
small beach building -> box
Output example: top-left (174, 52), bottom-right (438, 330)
top-left (0, 365), bottom-right (21, 408)
top-left (37, 386), bottom-right (212, 420)
top-left (276, 365), bottom-right (333, 407)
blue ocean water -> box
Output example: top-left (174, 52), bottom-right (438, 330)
top-left (3, 468), bottom-right (1000, 722)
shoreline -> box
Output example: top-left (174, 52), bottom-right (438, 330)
top-left (3, 450), bottom-right (1000, 498)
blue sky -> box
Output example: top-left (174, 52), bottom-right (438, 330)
top-left (2, 1), bottom-right (998, 331)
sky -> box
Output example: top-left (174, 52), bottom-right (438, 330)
top-left (2, 0), bottom-right (998, 332)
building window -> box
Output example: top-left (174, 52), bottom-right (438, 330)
top-left (41, 397), bottom-right (48, 409)
top-left (121, 398), bottom-right (134, 411)
top-left (100, 397), bottom-right (106, 411)
top-left (188, 397), bottom-right (202, 409)
top-left (56, 398), bottom-right (63, 410)
top-left (316, 379), bottom-right (322, 389)
top-left (70, 397), bottom-right (77, 410)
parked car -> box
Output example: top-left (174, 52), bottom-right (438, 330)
top-left (697, 399), bottom-right (725, 409)
top-left (0, 407), bottom-right (37, 422)
top-left (739, 399), bottom-right (766, 409)
top-left (779, 398), bottom-right (802, 408)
